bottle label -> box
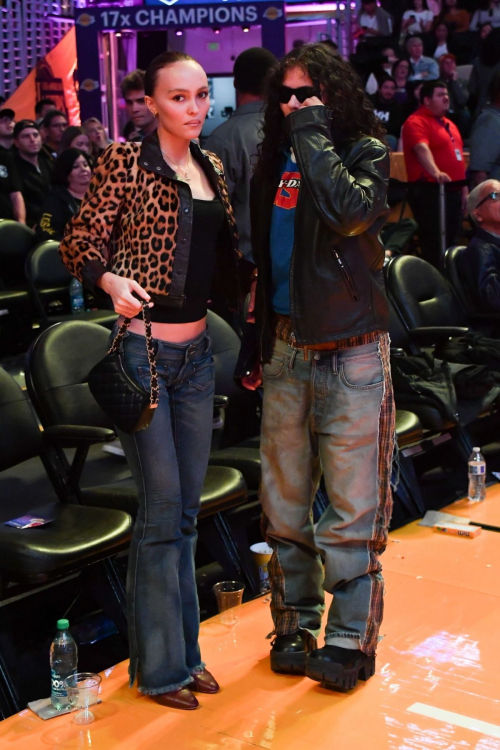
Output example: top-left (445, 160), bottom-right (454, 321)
top-left (468, 463), bottom-right (486, 475)
top-left (51, 668), bottom-right (76, 698)
top-left (51, 670), bottom-right (68, 699)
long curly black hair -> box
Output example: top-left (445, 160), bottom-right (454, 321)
top-left (256, 43), bottom-right (386, 181)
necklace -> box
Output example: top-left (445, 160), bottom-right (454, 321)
top-left (160, 147), bottom-right (191, 183)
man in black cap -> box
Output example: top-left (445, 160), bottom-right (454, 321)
top-left (13, 120), bottom-right (52, 228)
top-left (205, 47), bottom-right (277, 261)
top-left (0, 109), bottom-right (15, 151)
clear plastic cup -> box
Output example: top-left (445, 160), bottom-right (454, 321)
top-left (64, 672), bottom-right (102, 725)
top-left (213, 581), bottom-right (245, 625)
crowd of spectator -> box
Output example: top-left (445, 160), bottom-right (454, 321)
top-left (348, 0), bottom-right (500, 295)
top-left (1, 19), bottom-right (500, 312)
top-left (353, 0), bottom-right (500, 146)
top-left (0, 102), bottom-right (110, 242)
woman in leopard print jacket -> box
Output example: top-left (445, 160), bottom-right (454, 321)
top-left (60, 51), bottom-right (254, 711)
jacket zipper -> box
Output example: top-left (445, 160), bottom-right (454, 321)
top-left (332, 248), bottom-right (359, 301)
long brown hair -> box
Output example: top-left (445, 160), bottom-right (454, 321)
top-left (256, 43), bottom-right (386, 181)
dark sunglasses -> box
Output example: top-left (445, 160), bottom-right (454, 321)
top-left (476, 191), bottom-right (500, 208)
top-left (278, 85), bottom-right (321, 104)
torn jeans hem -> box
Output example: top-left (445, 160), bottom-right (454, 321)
top-left (324, 635), bottom-right (362, 650)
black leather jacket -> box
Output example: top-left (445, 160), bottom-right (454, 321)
top-left (460, 227), bottom-right (500, 312)
top-left (250, 106), bottom-right (390, 362)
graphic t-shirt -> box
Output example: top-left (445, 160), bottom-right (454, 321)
top-left (270, 150), bottom-right (301, 315)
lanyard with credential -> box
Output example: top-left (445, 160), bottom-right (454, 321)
top-left (437, 117), bottom-right (462, 162)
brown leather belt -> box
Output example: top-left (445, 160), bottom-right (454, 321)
top-left (272, 313), bottom-right (381, 356)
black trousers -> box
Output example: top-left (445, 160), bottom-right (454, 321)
top-left (407, 182), bottom-right (463, 268)
top-left (381, 218), bottom-right (418, 256)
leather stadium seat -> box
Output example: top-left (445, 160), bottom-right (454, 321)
top-left (25, 240), bottom-right (118, 329)
top-left (0, 220), bottom-right (36, 288)
top-left (385, 254), bottom-right (470, 333)
top-left (384, 257), bottom-right (500, 476)
top-left (0, 366), bottom-right (133, 715)
top-left (443, 246), bottom-right (470, 312)
top-left (0, 220), bottom-right (36, 319)
top-left (395, 409), bottom-right (423, 448)
top-left (385, 264), bottom-right (496, 430)
top-left (0, 367), bottom-right (132, 580)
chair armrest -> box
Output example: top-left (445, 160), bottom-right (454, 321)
top-left (42, 425), bottom-right (116, 448)
top-left (212, 396), bottom-right (229, 439)
top-left (409, 326), bottom-right (470, 346)
top-left (214, 395), bottom-right (229, 410)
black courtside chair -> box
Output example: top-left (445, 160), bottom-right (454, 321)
top-left (385, 257), bottom-right (500, 472)
top-left (25, 240), bottom-right (118, 329)
top-left (0, 366), bottom-right (133, 717)
top-left (0, 220), bottom-right (37, 339)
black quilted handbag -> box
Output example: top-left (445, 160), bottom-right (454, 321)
top-left (88, 303), bottom-right (159, 433)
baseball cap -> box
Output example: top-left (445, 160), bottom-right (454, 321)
top-left (0, 108), bottom-right (15, 121)
top-left (13, 119), bottom-right (39, 137)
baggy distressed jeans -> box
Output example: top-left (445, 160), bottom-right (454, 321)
top-left (260, 334), bottom-right (395, 656)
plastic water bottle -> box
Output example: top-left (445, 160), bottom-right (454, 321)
top-left (69, 278), bottom-right (85, 314)
top-left (468, 447), bottom-right (486, 503)
top-left (50, 619), bottom-right (78, 709)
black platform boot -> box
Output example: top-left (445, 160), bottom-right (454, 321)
top-left (270, 632), bottom-right (312, 675)
top-left (306, 645), bottom-right (376, 690)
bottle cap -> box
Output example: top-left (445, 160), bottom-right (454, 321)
top-left (56, 619), bottom-right (70, 630)
top-left (473, 447), bottom-right (480, 452)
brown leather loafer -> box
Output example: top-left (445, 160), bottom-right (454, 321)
top-left (189, 669), bottom-right (220, 694)
top-left (151, 687), bottom-right (199, 710)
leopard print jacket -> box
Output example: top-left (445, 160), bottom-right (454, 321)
top-left (59, 135), bottom-right (242, 304)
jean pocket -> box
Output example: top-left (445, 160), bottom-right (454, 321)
top-left (262, 356), bottom-right (285, 380)
top-left (188, 356), bottom-right (215, 392)
top-left (136, 365), bottom-right (154, 392)
top-left (340, 351), bottom-right (384, 390)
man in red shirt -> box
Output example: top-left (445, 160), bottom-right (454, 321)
top-left (402, 79), bottom-right (468, 266)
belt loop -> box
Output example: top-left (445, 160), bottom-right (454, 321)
top-left (289, 347), bottom-right (298, 371)
top-left (303, 346), bottom-right (309, 362)
top-left (331, 351), bottom-right (338, 374)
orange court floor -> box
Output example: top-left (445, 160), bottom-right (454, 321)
top-left (1, 487), bottom-right (500, 750)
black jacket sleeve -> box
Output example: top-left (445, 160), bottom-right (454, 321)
top-left (476, 241), bottom-right (500, 312)
top-left (36, 190), bottom-right (72, 242)
top-left (286, 106), bottom-right (390, 237)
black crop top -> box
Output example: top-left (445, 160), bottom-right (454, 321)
top-left (138, 196), bottom-right (225, 324)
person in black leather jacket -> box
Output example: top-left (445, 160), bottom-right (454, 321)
top-left (243, 43), bottom-right (396, 691)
